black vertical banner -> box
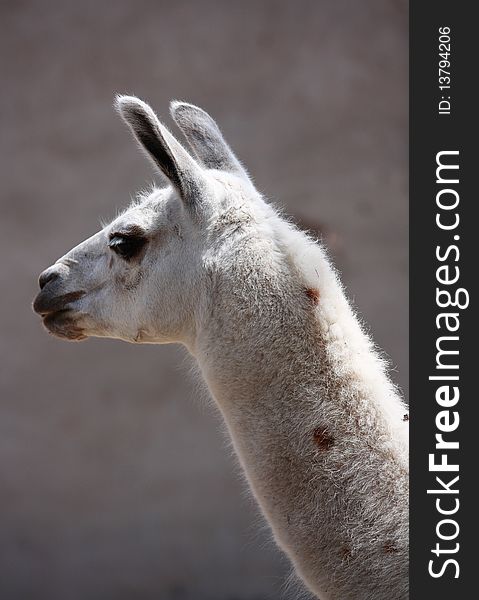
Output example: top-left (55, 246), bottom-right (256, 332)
top-left (410, 3), bottom-right (476, 598)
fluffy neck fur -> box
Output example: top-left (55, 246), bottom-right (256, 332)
top-left (194, 206), bottom-right (409, 600)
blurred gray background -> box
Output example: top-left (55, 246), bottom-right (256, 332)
top-left (0, 1), bottom-right (408, 599)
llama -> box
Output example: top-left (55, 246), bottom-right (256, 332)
top-left (33, 96), bottom-right (409, 600)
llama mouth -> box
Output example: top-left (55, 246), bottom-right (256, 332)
top-left (33, 290), bottom-right (85, 316)
top-left (42, 309), bottom-right (87, 341)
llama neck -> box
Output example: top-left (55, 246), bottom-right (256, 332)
top-left (196, 238), bottom-right (408, 461)
top-left (193, 239), bottom-right (408, 599)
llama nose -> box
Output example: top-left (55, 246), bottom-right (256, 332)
top-left (38, 267), bottom-right (60, 290)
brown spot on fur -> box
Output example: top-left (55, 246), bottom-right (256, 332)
top-left (383, 541), bottom-right (399, 554)
top-left (339, 544), bottom-right (352, 560)
top-left (305, 287), bottom-right (320, 305)
top-left (403, 414), bottom-right (409, 422)
top-left (313, 426), bottom-right (334, 450)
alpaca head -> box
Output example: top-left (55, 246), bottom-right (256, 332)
top-left (33, 96), bottom-right (260, 345)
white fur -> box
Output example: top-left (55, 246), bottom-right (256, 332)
top-left (34, 98), bottom-right (409, 600)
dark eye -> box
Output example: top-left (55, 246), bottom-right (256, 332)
top-left (108, 234), bottom-right (147, 261)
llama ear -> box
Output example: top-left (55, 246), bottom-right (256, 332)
top-left (170, 101), bottom-right (248, 178)
top-left (116, 95), bottom-right (207, 212)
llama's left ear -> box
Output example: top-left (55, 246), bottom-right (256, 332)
top-left (170, 101), bottom-right (248, 179)
top-left (116, 95), bottom-right (208, 213)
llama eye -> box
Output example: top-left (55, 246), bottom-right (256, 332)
top-left (108, 234), bottom-right (147, 260)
